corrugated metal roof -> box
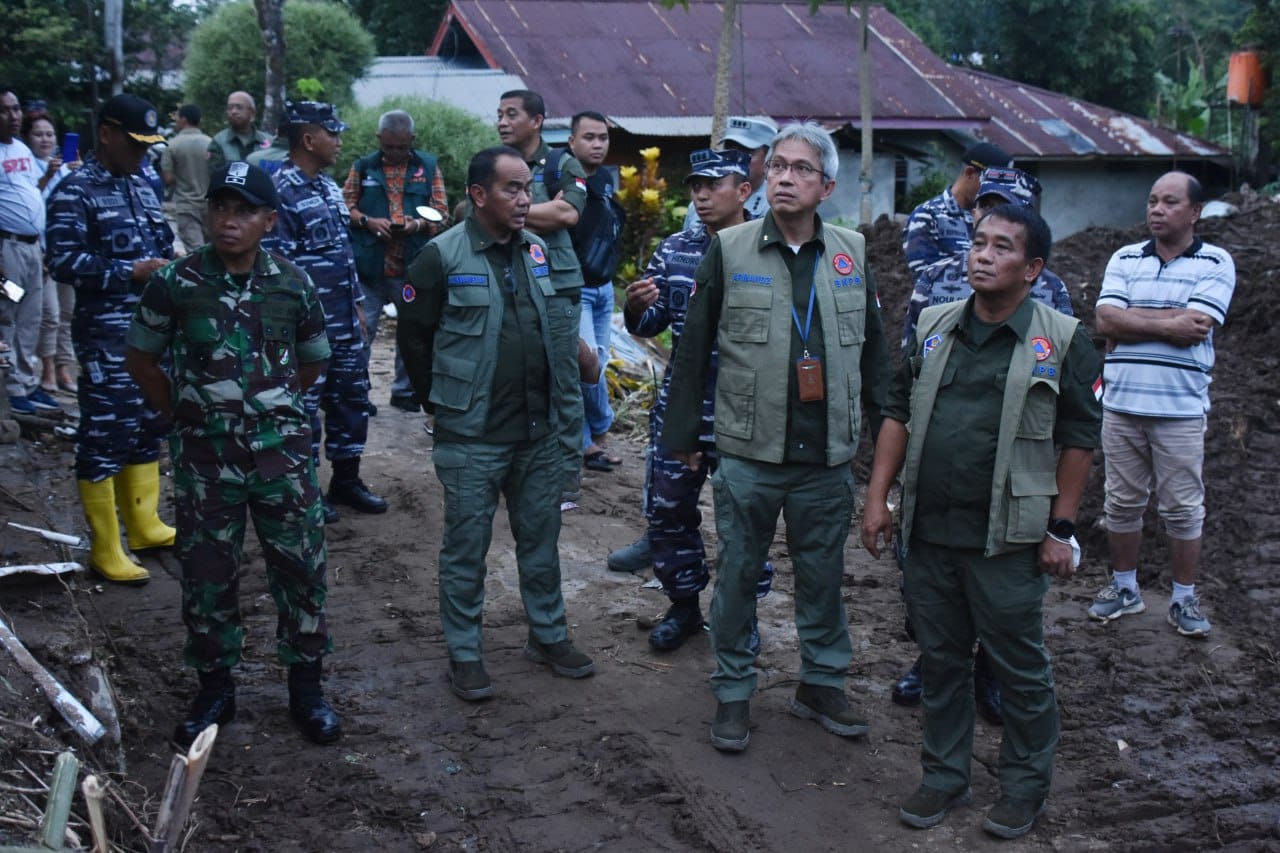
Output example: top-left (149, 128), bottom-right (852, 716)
top-left (432, 0), bottom-right (1224, 161)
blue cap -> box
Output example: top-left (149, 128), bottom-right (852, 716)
top-left (977, 167), bottom-right (1042, 208)
top-left (684, 148), bottom-right (751, 183)
top-left (283, 100), bottom-right (348, 133)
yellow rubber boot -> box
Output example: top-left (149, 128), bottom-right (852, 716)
top-left (77, 479), bottom-right (150, 585)
top-left (116, 462), bottom-right (176, 550)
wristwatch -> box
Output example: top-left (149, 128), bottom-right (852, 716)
top-left (1047, 517), bottom-right (1076, 539)
top-left (358, 214), bottom-right (369, 228)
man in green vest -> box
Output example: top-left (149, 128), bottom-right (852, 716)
top-left (206, 91), bottom-right (271, 175)
top-left (399, 146), bottom-right (594, 702)
top-left (662, 122), bottom-right (890, 753)
top-left (496, 89), bottom-right (586, 502)
top-left (861, 204), bottom-right (1101, 839)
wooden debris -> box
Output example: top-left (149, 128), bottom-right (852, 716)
top-left (0, 616), bottom-right (106, 745)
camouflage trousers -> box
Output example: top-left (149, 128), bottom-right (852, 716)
top-left (172, 435), bottom-right (331, 672)
top-left (644, 443), bottom-right (774, 602)
top-left (304, 337), bottom-right (370, 464)
top-left (73, 344), bottom-right (166, 481)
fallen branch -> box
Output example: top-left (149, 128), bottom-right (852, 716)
top-left (0, 616), bottom-right (106, 744)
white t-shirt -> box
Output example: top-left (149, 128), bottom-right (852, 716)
top-left (0, 137), bottom-right (46, 236)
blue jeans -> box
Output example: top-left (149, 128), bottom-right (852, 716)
top-left (579, 283), bottom-right (615, 448)
top-left (360, 277), bottom-right (412, 397)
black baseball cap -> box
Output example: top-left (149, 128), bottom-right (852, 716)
top-left (98, 93), bottom-right (165, 144)
top-left (961, 141), bottom-right (1012, 171)
top-left (207, 162), bottom-right (279, 209)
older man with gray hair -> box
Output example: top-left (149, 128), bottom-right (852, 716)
top-left (662, 122), bottom-right (890, 752)
top-left (343, 109), bottom-right (449, 412)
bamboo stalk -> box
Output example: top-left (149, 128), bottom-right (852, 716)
top-left (38, 752), bottom-right (80, 851)
top-left (0, 617), bottom-right (105, 744)
top-left (82, 775), bottom-right (109, 853)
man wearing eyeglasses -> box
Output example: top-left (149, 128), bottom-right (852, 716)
top-left (399, 145), bottom-right (595, 703)
top-left (265, 100), bottom-right (387, 524)
top-left (663, 122), bottom-right (890, 752)
top-left (126, 162), bottom-right (341, 748)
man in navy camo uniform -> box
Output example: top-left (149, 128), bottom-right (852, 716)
top-left (46, 93), bottom-right (177, 585)
top-left (607, 149), bottom-right (774, 653)
top-left (265, 100), bottom-right (387, 523)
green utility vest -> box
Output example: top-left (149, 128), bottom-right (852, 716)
top-left (900, 298), bottom-right (1080, 556)
top-left (713, 220), bottom-right (868, 466)
top-left (530, 146), bottom-right (584, 295)
top-left (349, 149), bottom-right (438, 282)
top-left (426, 225), bottom-right (573, 439)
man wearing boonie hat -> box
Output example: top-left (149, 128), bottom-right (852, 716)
top-left (265, 100), bottom-right (389, 523)
top-left (902, 140), bottom-right (1012, 278)
top-left (46, 93), bottom-right (176, 585)
top-left (609, 148), bottom-right (775, 654)
top-left (126, 162), bottom-right (341, 747)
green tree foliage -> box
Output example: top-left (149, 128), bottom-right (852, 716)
top-left (183, 0), bottom-right (374, 134)
top-left (332, 96), bottom-right (500, 205)
top-left (342, 0), bottom-right (449, 55)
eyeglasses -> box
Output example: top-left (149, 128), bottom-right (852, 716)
top-left (764, 159), bottom-right (825, 180)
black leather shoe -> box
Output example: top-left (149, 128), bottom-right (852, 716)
top-left (289, 694), bottom-right (343, 744)
top-left (328, 478), bottom-right (388, 514)
top-left (892, 656), bottom-right (923, 706)
top-left (974, 646), bottom-right (1003, 725)
top-left (321, 497), bottom-right (340, 525)
top-left (390, 393), bottom-right (420, 413)
top-left (649, 598), bottom-right (704, 651)
top-left (173, 686), bottom-right (235, 748)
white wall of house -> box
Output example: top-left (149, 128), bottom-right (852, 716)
top-left (1034, 163), bottom-right (1163, 239)
top-left (819, 150), bottom-right (898, 225)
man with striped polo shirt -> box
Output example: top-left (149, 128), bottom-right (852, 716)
top-left (1088, 171), bottom-right (1234, 637)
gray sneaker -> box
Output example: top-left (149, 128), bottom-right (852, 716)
top-left (607, 534), bottom-right (652, 573)
top-left (1087, 580), bottom-right (1145, 622)
top-left (1168, 595), bottom-right (1211, 637)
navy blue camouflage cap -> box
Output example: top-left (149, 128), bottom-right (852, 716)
top-left (961, 141), bottom-right (1012, 171)
top-left (684, 148), bottom-right (751, 183)
top-left (207, 161), bottom-right (279, 209)
top-left (977, 167), bottom-right (1042, 208)
top-left (283, 100), bottom-right (349, 133)
top-left (98, 93), bottom-right (165, 144)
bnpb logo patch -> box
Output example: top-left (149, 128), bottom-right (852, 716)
top-left (402, 283), bottom-right (416, 304)
top-left (529, 244), bottom-right (546, 265)
top-left (1031, 337), bottom-right (1053, 361)
top-left (833, 253), bottom-right (854, 276)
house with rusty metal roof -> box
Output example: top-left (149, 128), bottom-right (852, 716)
top-left (376, 0), bottom-right (1228, 236)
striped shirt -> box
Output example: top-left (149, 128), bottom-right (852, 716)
top-left (1096, 238), bottom-right (1234, 417)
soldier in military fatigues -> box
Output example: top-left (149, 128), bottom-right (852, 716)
top-left (496, 89), bottom-right (586, 502)
top-left (610, 150), bottom-right (773, 653)
top-left (264, 101), bottom-right (386, 522)
top-left (46, 94), bottom-right (176, 585)
top-left (400, 146), bottom-right (594, 702)
top-left (127, 163), bottom-right (342, 747)
top-left (903, 168), bottom-right (1073, 353)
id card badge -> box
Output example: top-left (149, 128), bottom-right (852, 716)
top-left (796, 356), bottom-right (824, 402)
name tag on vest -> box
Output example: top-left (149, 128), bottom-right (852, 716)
top-left (447, 274), bottom-right (487, 286)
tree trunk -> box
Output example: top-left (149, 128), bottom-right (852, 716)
top-left (710, 0), bottom-right (738, 147)
top-left (858, 0), bottom-right (873, 226)
top-left (255, 0), bottom-right (287, 134)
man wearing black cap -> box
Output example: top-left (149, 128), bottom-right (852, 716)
top-left (902, 141), bottom-right (1012, 279)
top-left (126, 162), bottom-right (341, 746)
top-left (162, 104), bottom-right (212, 252)
top-left (265, 100), bottom-right (387, 523)
top-left (47, 93), bottom-right (177, 585)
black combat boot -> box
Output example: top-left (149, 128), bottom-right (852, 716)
top-left (892, 656), bottom-right (923, 706)
top-left (328, 457), bottom-right (387, 514)
top-left (288, 661), bottom-right (342, 744)
top-left (174, 667), bottom-right (235, 747)
top-left (648, 597), bottom-right (704, 652)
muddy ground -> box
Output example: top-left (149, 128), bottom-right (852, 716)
top-left (2, 195), bottom-right (1279, 851)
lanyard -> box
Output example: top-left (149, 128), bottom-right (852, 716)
top-left (790, 253), bottom-right (821, 359)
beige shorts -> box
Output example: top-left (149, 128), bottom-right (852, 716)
top-left (1102, 410), bottom-right (1206, 540)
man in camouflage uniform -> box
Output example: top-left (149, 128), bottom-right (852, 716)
top-left (126, 163), bottom-right (341, 747)
top-left (902, 168), bottom-right (1073, 352)
top-left (901, 141), bottom-right (1011, 283)
top-left (496, 89), bottom-right (586, 502)
top-left (609, 149), bottom-right (774, 653)
top-left (46, 93), bottom-right (176, 585)
top-left (264, 100), bottom-right (386, 523)
top-left (399, 146), bottom-right (594, 701)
